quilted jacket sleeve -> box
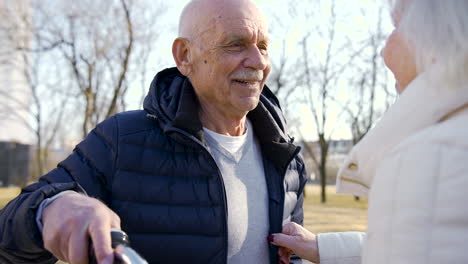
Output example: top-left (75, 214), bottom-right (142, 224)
top-left (289, 157), bottom-right (308, 264)
top-left (363, 142), bottom-right (468, 264)
top-left (317, 232), bottom-right (365, 264)
top-left (290, 160), bottom-right (307, 226)
top-left (0, 116), bottom-right (118, 263)
top-left (287, 189), bottom-right (305, 264)
top-left (288, 190), bottom-right (306, 264)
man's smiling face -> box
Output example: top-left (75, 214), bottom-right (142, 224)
top-left (187, 0), bottom-right (271, 117)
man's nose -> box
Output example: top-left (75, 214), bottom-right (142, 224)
top-left (244, 46), bottom-right (269, 70)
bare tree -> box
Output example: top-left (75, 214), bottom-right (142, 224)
top-left (266, 0), bottom-right (395, 203)
top-left (0, 0), bottom-right (70, 178)
top-left (341, 5), bottom-right (396, 146)
top-left (1, 0), bottom-right (167, 179)
top-left (297, 0), bottom-right (370, 203)
top-left (266, 4), bottom-right (306, 109)
top-left (32, 0), bottom-right (166, 137)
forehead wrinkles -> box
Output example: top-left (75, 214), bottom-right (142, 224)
top-left (204, 17), bottom-right (268, 42)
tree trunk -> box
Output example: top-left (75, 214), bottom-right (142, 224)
top-left (319, 134), bottom-right (329, 203)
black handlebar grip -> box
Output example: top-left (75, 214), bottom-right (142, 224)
top-left (89, 229), bottom-right (148, 264)
top-left (110, 229), bottom-right (130, 248)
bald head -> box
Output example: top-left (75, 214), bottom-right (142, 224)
top-left (178, 0), bottom-right (268, 39)
top-left (172, 0), bottom-right (272, 126)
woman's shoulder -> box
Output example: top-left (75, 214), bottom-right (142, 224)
top-left (390, 110), bottom-right (468, 157)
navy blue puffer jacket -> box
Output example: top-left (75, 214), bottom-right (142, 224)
top-left (0, 68), bottom-right (307, 264)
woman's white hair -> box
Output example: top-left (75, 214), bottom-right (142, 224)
top-left (393, 0), bottom-right (468, 80)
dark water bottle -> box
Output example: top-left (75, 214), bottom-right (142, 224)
top-left (90, 229), bottom-right (148, 264)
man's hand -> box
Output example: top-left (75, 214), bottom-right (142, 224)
top-left (269, 222), bottom-right (320, 263)
top-left (42, 192), bottom-right (121, 264)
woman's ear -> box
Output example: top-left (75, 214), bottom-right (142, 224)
top-left (172, 38), bottom-right (192, 76)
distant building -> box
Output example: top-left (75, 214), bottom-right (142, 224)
top-left (300, 139), bottom-right (354, 184)
top-left (0, 141), bottom-right (31, 186)
top-left (0, 1), bottom-right (33, 186)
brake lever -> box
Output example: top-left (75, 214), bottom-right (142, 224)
top-left (90, 229), bottom-right (148, 264)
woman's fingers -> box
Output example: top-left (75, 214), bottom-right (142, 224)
top-left (270, 233), bottom-right (298, 249)
top-left (282, 222), bottom-right (301, 236)
top-left (269, 222), bottom-right (320, 263)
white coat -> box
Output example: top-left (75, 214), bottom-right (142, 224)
top-left (317, 65), bottom-right (468, 264)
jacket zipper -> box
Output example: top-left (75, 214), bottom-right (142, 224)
top-left (279, 146), bottom-right (302, 263)
top-left (156, 108), bottom-right (301, 264)
top-left (165, 126), bottom-right (229, 264)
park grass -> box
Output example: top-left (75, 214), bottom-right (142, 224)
top-left (303, 185), bottom-right (368, 233)
top-left (0, 187), bottom-right (21, 209)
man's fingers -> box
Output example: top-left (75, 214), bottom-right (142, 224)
top-left (89, 222), bottom-right (113, 264)
top-left (110, 212), bottom-right (121, 230)
top-left (68, 231), bottom-right (89, 264)
top-left (43, 226), bottom-right (66, 261)
top-left (100, 254), bottom-right (115, 264)
top-left (40, 194), bottom-right (122, 264)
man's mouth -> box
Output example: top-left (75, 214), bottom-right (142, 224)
top-left (234, 79), bottom-right (260, 85)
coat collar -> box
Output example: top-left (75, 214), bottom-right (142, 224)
top-left (336, 65), bottom-right (468, 196)
top-left (143, 67), bottom-right (300, 173)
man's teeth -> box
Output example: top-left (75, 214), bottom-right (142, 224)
top-left (237, 80), bottom-right (255, 84)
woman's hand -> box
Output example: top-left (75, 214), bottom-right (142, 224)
top-left (269, 222), bottom-right (320, 263)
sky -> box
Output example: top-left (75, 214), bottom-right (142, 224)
top-left (124, 0), bottom-right (396, 141)
top-left (0, 0), bottom-right (396, 145)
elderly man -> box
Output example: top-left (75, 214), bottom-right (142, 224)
top-left (0, 0), bottom-right (307, 263)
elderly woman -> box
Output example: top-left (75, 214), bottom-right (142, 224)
top-left (269, 0), bottom-right (468, 263)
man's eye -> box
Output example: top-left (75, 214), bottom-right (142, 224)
top-left (258, 45), bottom-right (268, 54)
top-left (222, 43), bottom-right (244, 52)
top-left (230, 43), bottom-right (243, 48)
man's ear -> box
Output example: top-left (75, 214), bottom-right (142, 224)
top-left (172, 38), bottom-right (192, 76)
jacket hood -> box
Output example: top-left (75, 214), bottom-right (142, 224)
top-left (143, 67), bottom-right (202, 136)
top-left (143, 68), bottom-right (288, 138)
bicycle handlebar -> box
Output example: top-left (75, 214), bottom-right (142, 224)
top-left (89, 229), bottom-right (148, 264)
